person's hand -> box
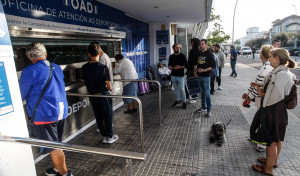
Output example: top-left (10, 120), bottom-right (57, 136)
top-left (257, 87), bottom-right (265, 97)
top-left (168, 66), bottom-right (173, 70)
top-left (174, 65), bottom-right (180, 70)
top-left (194, 71), bottom-right (198, 78)
top-left (250, 82), bottom-right (260, 88)
top-left (197, 68), bottom-right (205, 73)
top-left (242, 93), bottom-right (248, 100)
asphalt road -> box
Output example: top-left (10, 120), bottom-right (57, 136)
top-left (237, 54), bottom-right (300, 79)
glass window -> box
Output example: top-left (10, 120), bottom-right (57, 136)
top-left (11, 37), bottom-right (119, 71)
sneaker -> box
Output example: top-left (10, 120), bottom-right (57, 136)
top-left (105, 134), bottom-right (119, 144)
top-left (256, 147), bottom-right (266, 152)
top-left (196, 107), bottom-right (207, 112)
top-left (218, 86), bottom-right (223, 90)
top-left (233, 74), bottom-right (237, 77)
top-left (45, 168), bottom-right (59, 176)
top-left (102, 136), bottom-right (108, 143)
top-left (171, 101), bottom-right (181, 107)
top-left (205, 111), bottom-right (212, 117)
top-left (170, 87), bottom-right (175, 91)
top-left (64, 170), bottom-right (73, 176)
top-left (188, 99), bottom-right (196, 104)
top-left (182, 102), bottom-right (187, 109)
top-left (229, 74), bottom-right (233, 77)
top-left (96, 129), bottom-right (100, 133)
top-left (210, 91), bottom-right (214, 95)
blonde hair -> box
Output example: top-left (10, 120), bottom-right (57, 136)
top-left (270, 48), bottom-right (296, 68)
top-left (260, 45), bottom-right (272, 59)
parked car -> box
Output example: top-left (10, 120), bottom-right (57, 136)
top-left (239, 46), bottom-right (252, 55)
top-left (255, 49), bottom-right (261, 54)
top-left (289, 47), bottom-right (300, 56)
top-left (294, 50), bottom-right (300, 56)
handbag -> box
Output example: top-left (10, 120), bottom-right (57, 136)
top-left (284, 80), bottom-right (298, 109)
top-left (27, 62), bottom-right (53, 137)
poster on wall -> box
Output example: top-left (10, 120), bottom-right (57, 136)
top-left (159, 47), bottom-right (167, 62)
top-left (0, 62), bottom-right (13, 116)
top-left (156, 30), bottom-right (169, 44)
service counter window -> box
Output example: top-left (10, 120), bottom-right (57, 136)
top-left (11, 37), bottom-right (119, 71)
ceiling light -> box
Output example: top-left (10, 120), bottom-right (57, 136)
top-left (166, 16), bottom-right (170, 17)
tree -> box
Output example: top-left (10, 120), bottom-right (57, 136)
top-left (206, 9), bottom-right (230, 46)
top-left (234, 40), bottom-right (241, 45)
top-left (245, 38), bottom-right (268, 48)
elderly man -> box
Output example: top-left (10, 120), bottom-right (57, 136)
top-left (19, 42), bottom-right (72, 176)
top-left (113, 54), bottom-right (138, 113)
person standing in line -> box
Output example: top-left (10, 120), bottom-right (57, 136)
top-left (113, 54), bottom-right (139, 113)
top-left (194, 39), bottom-right (216, 117)
top-left (19, 42), bottom-right (72, 176)
top-left (229, 45), bottom-right (238, 77)
top-left (213, 44), bottom-right (225, 90)
top-left (252, 46), bottom-right (256, 59)
top-left (242, 45), bottom-right (273, 152)
top-left (82, 43), bottom-right (118, 144)
top-left (210, 46), bottom-right (219, 95)
top-left (168, 44), bottom-right (188, 109)
top-left (90, 41), bottom-right (114, 85)
top-left (251, 48), bottom-right (296, 175)
top-left (272, 39), bottom-right (281, 48)
top-left (185, 38), bottom-right (201, 103)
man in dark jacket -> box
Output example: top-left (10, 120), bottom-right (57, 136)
top-left (185, 38), bottom-right (201, 103)
top-left (194, 39), bottom-right (216, 117)
top-left (230, 45), bottom-right (238, 77)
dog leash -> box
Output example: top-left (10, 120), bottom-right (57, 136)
top-left (226, 119), bottom-right (232, 126)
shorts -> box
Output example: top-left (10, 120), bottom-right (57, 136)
top-left (123, 82), bottom-right (138, 103)
top-left (34, 119), bottom-right (65, 154)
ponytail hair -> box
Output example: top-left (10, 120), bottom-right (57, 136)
top-left (287, 58), bottom-right (297, 69)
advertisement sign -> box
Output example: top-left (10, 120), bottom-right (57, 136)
top-left (0, 62), bottom-right (13, 116)
top-left (156, 30), bottom-right (169, 44)
top-left (2, 0), bottom-right (126, 37)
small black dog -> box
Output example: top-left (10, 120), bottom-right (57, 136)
top-left (209, 122), bottom-right (226, 146)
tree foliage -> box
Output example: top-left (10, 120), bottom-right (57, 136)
top-left (206, 9), bottom-right (230, 46)
top-left (245, 38), bottom-right (268, 48)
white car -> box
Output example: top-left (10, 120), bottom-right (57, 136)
top-left (240, 47), bottom-right (252, 55)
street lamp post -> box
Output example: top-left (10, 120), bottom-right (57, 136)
top-left (232, 0), bottom-right (239, 45)
top-left (293, 5), bottom-right (299, 48)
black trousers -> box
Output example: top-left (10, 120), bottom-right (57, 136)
top-left (216, 67), bottom-right (222, 86)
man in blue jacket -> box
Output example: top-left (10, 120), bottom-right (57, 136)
top-left (19, 42), bottom-right (72, 176)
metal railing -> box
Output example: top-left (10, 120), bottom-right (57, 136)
top-left (0, 134), bottom-right (146, 176)
top-left (66, 93), bottom-right (145, 152)
top-left (114, 79), bottom-right (162, 125)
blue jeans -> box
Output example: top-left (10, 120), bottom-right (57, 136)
top-left (171, 76), bottom-right (186, 102)
top-left (90, 97), bottom-right (113, 138)
top-left (197, 76), bottom-right (211, 111)
top-left (230, 60), bottom-right (237, 76)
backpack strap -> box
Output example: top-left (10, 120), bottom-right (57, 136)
top-left (31, 63), bottom-right (53, 121)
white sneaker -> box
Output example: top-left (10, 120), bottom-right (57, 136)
top-left (102, 137), bottom-right (108, 143)
top-left (188, 99), bottom-right (196, 104)
top-left (96, 129), bottom-right (100, 133)
top-left (218, 86), bottom-right (223, 90)
top-left (171, 87), bottom-right (175, 91)
top-left (105, 134), bottom-right (119, 144)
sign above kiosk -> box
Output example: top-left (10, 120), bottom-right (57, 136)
top-left (2, 0), bottom-right (126, 37)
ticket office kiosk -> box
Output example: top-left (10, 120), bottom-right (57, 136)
top-left (11, 26), bottom-right (123, 158)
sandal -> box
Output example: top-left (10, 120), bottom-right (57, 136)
top-left (257, 157), bottom-right (278, 168)
top-left (252, 164), bottom-right (273, 175)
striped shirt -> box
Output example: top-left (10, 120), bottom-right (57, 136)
top-left (245, 61), bottom-right (273, 107)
